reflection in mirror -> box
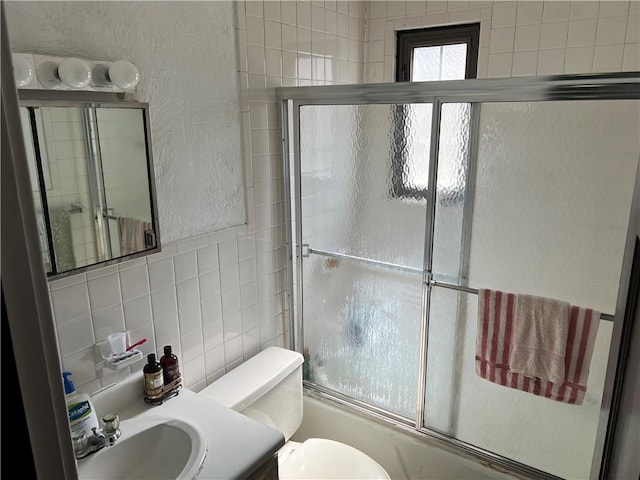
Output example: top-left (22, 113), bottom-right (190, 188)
top-left (19, 99), bottom-right (159, 278)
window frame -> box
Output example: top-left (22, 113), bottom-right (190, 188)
top-left (395, 23), bottom-right (481, 83)
top-left (390, 23), bottom-right (480, 201)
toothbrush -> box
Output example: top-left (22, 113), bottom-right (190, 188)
top-left (111, 351), bottom-right (138, 363)
top-left (126, 338), bottom-right (147, 352)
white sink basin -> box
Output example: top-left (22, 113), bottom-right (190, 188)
top-left (77, 415), bottom-right (207, 480)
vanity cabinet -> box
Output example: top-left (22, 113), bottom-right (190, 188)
top-left (246, 453), bottom-right (279, 480)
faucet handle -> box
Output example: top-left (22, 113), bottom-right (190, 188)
top-left (101, 413), bottom-right (121, 442)
top-left (71, 429), bottom-right (90, 458)
top-left (101, 413), bottom-right (119, 433)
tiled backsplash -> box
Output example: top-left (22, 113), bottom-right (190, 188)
top-left (50, 224), bottom-right (286, 395)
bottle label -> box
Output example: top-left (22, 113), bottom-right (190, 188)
top-left (68, 400), bottom-right (98, 434)
top-left (164, 364), bottom-right (181, 384)
top-left (144, 371), bottom-right (164, 398)
top-left (68, 400), bottom-right (92, 423)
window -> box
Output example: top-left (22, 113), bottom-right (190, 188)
top-left (391, 24), bottom-right (480, 200)
top-left (396, 23), bottom-right (480, 82)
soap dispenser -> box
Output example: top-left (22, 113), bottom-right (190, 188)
top-left (62, 371), bottom-right (99, 437)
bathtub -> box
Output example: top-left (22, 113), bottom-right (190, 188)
top-left (292, 393), bottom-right (524, 480)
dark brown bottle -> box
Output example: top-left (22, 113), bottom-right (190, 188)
top-left (143, 353), bottom-right (163, 400)
top-left (160, 345), bottom-right (181, 386)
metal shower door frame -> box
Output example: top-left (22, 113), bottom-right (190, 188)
top-left (278, 73), bottom-right (640, 480)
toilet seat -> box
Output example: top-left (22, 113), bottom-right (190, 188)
top-left (278, 438), bottom-right (391, 479)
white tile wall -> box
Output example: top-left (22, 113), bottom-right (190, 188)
top-left (365, 0), bottom-right (639, 82)
top-left (48, 0), bottom-right (637, 399)
top-left (230, 0), bottom-right (365, 389)
top-left (49, 225), bottom-right (284, 394)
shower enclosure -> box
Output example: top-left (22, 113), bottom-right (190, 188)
top-left (279, 74), bottom-right (640, 479)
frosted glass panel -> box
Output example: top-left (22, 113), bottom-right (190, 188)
top-left (437, 100), bottom-right (639, 479)
top-left (299, 104), bottom-right (430, 269)
top-left (301, 255), bottom-right (422, 418)
top-left (403, 104), bottom-right (433, 192)
top-left (470, 101), bottom-right (639, 312)
top-left (412, 44), bottom-right (467, 81)
top-left (441, 44), bottom-right (467, 80)
top-left (412, 46), bottom-right (440, 82)
top-left (299, 103), bottom-right (429, 418)
top-left (432, 103), bottom-right (471, 282)
top-left (424, 103), bottom-right (472, 432)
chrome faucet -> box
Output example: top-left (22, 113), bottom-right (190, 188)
top-left (72, 413), bottom-right (121, 459)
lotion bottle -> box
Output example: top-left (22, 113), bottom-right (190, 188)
top-left (62, 371), bottom-right (99, 436)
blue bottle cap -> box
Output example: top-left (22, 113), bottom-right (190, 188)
top-left (62, 371), bottom-right (75, 395)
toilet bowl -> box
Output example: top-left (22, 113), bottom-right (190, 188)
top-left (199, 347), bottom-right (390, 480)
top-left (278, 438), bottom-right (390, 479)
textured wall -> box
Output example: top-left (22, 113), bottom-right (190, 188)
top-left (7, 0), bottom-right (366, 398)
top-left (6, 1), bottom-right (246, 243)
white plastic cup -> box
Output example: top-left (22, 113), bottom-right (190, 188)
top-left (108, 332), bottom-right (128, 355)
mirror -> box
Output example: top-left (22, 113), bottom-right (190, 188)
top-left (19, 92), bottom-right (160, 279)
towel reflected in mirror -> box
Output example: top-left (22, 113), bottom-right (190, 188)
top-left (117, 216), bottom-right (152, 255)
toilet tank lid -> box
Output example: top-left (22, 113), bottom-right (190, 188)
top-left (201, 347), bottom-right (303, 411)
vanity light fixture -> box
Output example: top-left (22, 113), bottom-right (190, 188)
top-left (35, 60), bottom-right (64, 89)
top-left (108, 60), bottom-right (139, 91)
top-left (92, 60), bottom-right (140, 91)
top-left (35, 57), bottom-right (92, 90)
top-left (12, 53), bottom-right (35, 88)
top-left (58, 57), bottom-right (92, 89)
top-left (13, 52), bottom-right (140, 93)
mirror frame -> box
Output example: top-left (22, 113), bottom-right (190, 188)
top-left (18, 89), bottom-right (161, 280)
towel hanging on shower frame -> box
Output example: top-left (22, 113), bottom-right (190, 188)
top-left (475, 288), bottom-right (600, 405)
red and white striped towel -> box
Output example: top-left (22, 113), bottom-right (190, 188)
top-left (475, 289), bottom-right (600, 405)
top-left (510, 294), bottom-right (570, 384)
top-left (117, 217), bottom-right (152, 255)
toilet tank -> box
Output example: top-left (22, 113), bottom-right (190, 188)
top-left (199, 347), bottom-right (304, 441)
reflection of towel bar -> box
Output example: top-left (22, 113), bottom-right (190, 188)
top-left (306, 246), bottom-right (615, 322)
top-left (102, 208), bottom-right (118, 221)
top-left (68, 203), bottom-right (85, 214)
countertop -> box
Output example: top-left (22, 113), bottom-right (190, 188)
top-left (89, 374), bottom-right (285, 480)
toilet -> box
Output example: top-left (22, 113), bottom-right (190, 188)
top-left (199, 346), bottom-right (391, 480)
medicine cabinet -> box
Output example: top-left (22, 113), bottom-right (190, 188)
top-left (19, 90), bottom-right (160, 279)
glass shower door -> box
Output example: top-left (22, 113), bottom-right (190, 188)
top-left (425, 99), bottom-right (640, 479)
top-left (283, 74), bottom-right (640, 480)
top-left (298, 103), bottom-right (431, 419)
